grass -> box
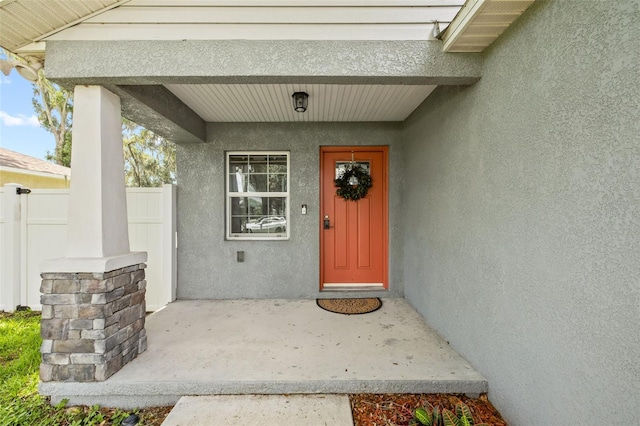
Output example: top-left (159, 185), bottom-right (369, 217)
top-left (0, 310), bottom-right (168, 426)
top-left (0, 310), bottom-right (51, 426)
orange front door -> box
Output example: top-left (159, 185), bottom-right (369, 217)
top-left (320, 147), bottom-right (388, 290)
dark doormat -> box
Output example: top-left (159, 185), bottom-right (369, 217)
top-left (316, 298), bottom-right (382, 315)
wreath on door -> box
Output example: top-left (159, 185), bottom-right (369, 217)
top-left (335, 164), bottom-right (373, 201)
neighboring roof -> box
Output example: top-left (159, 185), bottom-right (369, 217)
top-left (0, 147), bottom-right (71, 177)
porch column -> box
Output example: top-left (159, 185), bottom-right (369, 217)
top-left (66, 85), bottom-right (130, 258)
top-left (40, 86), bottom-right (148, 383)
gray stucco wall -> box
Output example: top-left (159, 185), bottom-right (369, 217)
top-left (45, 40), bottom-right (481, 85)
top-left (401, 1), bottom-right (640, 424)
top-left (177, 122), bottom-right (404, 299)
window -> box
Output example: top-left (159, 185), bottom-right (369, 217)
top-left (226, 151), bottom-right (289, 240)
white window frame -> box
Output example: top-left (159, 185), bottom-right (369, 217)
top-left (226, 151), bottom-right (290, 240)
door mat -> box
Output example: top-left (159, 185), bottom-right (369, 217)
top-left (316, 298), bottom-right (382, 315)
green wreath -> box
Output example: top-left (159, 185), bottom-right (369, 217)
top-left (335, 165), bottom-right (373, 201)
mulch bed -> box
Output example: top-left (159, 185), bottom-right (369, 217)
top-left (350, 393), bottom-right (507, 426)
top-left (65, 394), bottom-right (506, 425)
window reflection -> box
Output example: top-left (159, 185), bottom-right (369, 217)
top-left (227, 152), bottom-right (289, 239)
top-left (230, 197), bottom-right (287, 234)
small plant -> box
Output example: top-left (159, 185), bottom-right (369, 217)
top-left (412, 401), bottom-right (490, 426)
top-left (413, 403), bottom-right (440, 426)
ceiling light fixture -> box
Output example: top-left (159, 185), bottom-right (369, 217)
top-left (0, 56), bottom-right (43, 82)
top-left (14, 58), bottom-right (42, 82)
top-left (292, 92), bottom-right (309, 113)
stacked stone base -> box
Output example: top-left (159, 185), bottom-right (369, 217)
top-left (40, 264), bottom-right (147, 382)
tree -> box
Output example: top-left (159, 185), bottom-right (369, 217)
top-left (1, 48), bottom-right (73, 167)
top-left (27, 59), bottom-right (175, 186)
top-left (32, 76), bottom-right (73, 167)
top-left (122, 119), bottom-right (176, 187)
top-left (1, 46), bottom-right (177, 187)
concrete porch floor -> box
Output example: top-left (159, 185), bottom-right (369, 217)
top-left (40, 298), bottom-right (487, 408)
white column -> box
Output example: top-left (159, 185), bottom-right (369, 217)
top-left (66, 86), bottom-right (130, 258)
top-left (43, 85), bottom-right (146, 273)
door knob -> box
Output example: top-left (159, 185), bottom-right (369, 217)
top-left (324, 214), bottom-right (330, 229)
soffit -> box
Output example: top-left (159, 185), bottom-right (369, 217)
top-left (1, 0), bottom-right (465, 53)
top-left (0, 0), bottom-right (128, 55)
top-left (1, 0), bottom-right (534, 54)
top-left (442, 0), bottom-right (535, 52)
top-left (165, 84), bottom-right (436, 122)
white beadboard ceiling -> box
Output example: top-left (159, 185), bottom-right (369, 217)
top-left (165, 84), bottom-right (436, 122)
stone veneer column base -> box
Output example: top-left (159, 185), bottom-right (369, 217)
top-left (40, 263), bottom-right (147, 382)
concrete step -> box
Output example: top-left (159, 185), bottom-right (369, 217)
top-left (161, 394), bottom-right (353, 426)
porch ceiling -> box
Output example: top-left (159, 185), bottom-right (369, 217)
top-left (165, 83), bottom-right (436, 122)
top-left (0, 1), bottom-right (532, 125)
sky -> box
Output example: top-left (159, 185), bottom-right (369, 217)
top-left (0, 64), bottom-right (55, 161)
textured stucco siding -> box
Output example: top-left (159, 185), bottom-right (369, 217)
top-left (401, 1), bottom-right (640, 424)
top-left (177, 122), bottom-right (404, 299)
top-left (45, 40), bottom-right (480, 85)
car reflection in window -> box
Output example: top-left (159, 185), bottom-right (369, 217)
top-left (244, 216), bottom-right (287, 233)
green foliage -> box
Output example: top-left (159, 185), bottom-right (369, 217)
top-left (414, 404), bottom-right (441, 426)
top-left (0, 312), bottom-right (138, 426)
top-left (0, 48), bottom-right (72, 167)
top-left (31, 73), bottom-right (73, 167)
top-left (0, 311), bottom-right (41, 400)
top-left (456, 401), bottom-right (474, 424)
top-left (433, 406), bottom-right (442, 426)
top-left (0, 310), bottom-right (52, 426)
top-left (19, 54), bottom-right (177, 186)
top-left (61, 403), bottom-right (132, 426)
top-left (414, 401), bottom-right (482, 426)
top-left (415, 406), bottom-right (432, 425)
top-left (44, 131), bottom-right (72, 168)
top-left (442, 408), bottom-right (461, 426)
top-left (122, 119), bottom-right (177, 187)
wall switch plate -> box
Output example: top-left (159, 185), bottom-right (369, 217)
top-left (237, 251), bottom-right (244, 262)
top-left (301, 204), bottom-right (307, 215)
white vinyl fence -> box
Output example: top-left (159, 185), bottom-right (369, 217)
top-left (0, 183), bottom-right (176, 312)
